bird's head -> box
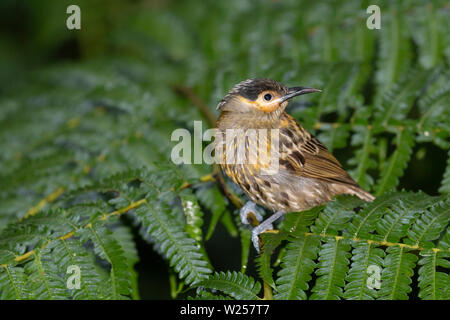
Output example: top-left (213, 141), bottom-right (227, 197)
top-left (217, 78), bottom-right (320, 118)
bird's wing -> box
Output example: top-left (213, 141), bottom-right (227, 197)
top-left (279, 114), bottom-right (359, 187)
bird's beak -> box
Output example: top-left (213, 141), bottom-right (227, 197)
top-left (281, 87), bottom-right (321, 103)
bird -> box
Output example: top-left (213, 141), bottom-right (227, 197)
top-left (214, 78), bottom-right (375, 252)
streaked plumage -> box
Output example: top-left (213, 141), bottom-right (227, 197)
top-left (215, 78), bottom-right (374, 214)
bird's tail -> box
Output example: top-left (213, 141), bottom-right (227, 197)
top-left (348, 186), bottom-right (375, 202)
top-left (333, 183), bottom-right (375, 202)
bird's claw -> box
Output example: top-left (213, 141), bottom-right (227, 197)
top-left (240, 201), bottom-right (263, 225)
top-left (251, 223), bottom-right (274, 254)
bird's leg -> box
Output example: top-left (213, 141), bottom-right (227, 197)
top-left (252, 210), bottom-right (285, 253)
top-left (240, 201), bottom-right (264, 225)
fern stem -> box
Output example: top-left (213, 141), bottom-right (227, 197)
top-left (305, 232), bottom-right (449, 254)
top-left (325, 237), bottom-right (340, 300)
top-left (18, 187), bottom-right (65, 222)
top-left (357, 242), bottom-right (373, 300)
top-left (431, 250), bottom-right (437, 300)
top-left (389, 246), bottom-right (404, 300)
top-left (179, 173), bottom-right (216, 190)
top-left (262, 281), bottom-right (273, 300)
top-left (33, 251), bottom-right (53, 299)
top-left (4, 265), bottom-right (22, 299)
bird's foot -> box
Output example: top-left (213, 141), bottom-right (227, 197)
top-left (251, 211), bottom-right (285, 254)
top-left (240, 201), bottom-right (264, 226)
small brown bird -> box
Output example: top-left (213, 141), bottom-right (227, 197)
top-left (214, 78), bottom-right (374, 252)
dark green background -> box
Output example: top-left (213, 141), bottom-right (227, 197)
top-left (0, 0), bottom-right (448, 299)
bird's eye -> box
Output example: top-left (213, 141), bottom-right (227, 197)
top-left (263, 93), bottom-right (272, 101)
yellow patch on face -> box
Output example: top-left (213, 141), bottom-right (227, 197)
top-left (257, 102), bottom-right (280, 113)
top-left (238, 90), bottom-right (283, 113)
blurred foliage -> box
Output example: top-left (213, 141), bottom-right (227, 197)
top-left (0, 0), bottom-right (449, 300)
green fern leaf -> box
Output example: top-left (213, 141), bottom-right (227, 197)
top-left (311, 198), bottom-right (355, 236)
top-left (111, 226), bottom-right (140, 300)
top-left (135, 199), bottom-right (212, 285)
top-left (52, 237), bottom-right (110, 300)
top-left (375, 125), bottom-right (415, 196)
top-left (375, 9), bottom-right (412, 101)
top-left (439, 149), bottom-right (450, 193)
top-left (410, 3), bottom-right (447, 68)
top-left (406, 198), bottom-right (450, 248)
top-left (344, 242), bottom-right (385, 300)
top-left (282, 206), bottom-right (322, 236)
top-left (197, 271), bottom-right (261, 300)
top-left (345, 192), bottom-right (415, 240)
top-left (378, 246), bottom-right (418, 300)
top-left (417, 73), bottom-right (450, 148)
top-left (310, 238), bottom-right (351, 300)
top-left (190, 289), bottom-right (234, 300)
top-left (25, 248), bottom-right (69, 299)
top-left (375, 192), bottom-right (444, 243)
top-left (82, 223), bottom-right (132, 299)
top-left (417, 249), bottom-right (450, 300)
top-left (179, 189), bottom-right (204, 243)
top-left (375, 69), bottom-right (433, 128)
top-left (316, 123), bottom-right (351, 153)
top-left (256, 231), bottom-right (287, 290)
top-left (0, 265), bottom-right (28, 299)
top-left (347, 124), bottom-right (377, 191)
top-left (275, 234), bottom-right (321, 300)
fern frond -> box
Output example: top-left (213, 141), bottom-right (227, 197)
top-left (310, 238), bottom-right (351, 300)
top-left (417, 72), bottom-right (450, 145)
top-left (410, 3), bottom-right (447, 68)
top-left (82, 223), bottom-right (132, 299)
top-left (345, 192), bottom-right (415, 240)
top-left (347, 124), bottom-right (377, 191)
top-left (375, 9), bottom-right (412, 101)
top-left (0, 265), bottom-right (28, 299)
top-left (179, 189), bottom-right (204, 243)
top-left (111, 226), bottom-right (140, 299)
top-left (235, 215), bottom-right (252, 275)
top-left (374, 125), bottom-right (415, 196)
top-left (134, 199), bottom-right (211, 285)
top-left (406, 198), bottom-right (450, 249)
top-left (344, 242), bottom-right (385, 300)
top-left (274, 234), bottom-right (321, 300)
top-left (417, 249), bottom-right (450, 300)
top-left (311, 198), bottom-right (355, 236)
top-left (190, 289), bottom-right (234, 300)
top-left (52, 237), bottom-right (109, 300)
top-left (282, 206), bottom-right (322, 236)
top-left (375, 69), bottom-right (433, 127)
top-left (378, 246), bottom-right (418, 300)
top-left (256, 231), bottom-right (287, 290)
top-left (25, 248), bottom-right (69, 299)
top-left (313, 64), bottom-right (362, 121)
top-left (197, 271), bottom-right (261, 300)
top-left (439, 149), bottom-right (450, 194)
top-left (316, 123), bottom-right (351, 153)
top-left (375, 192), bottom-right (443, 243)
